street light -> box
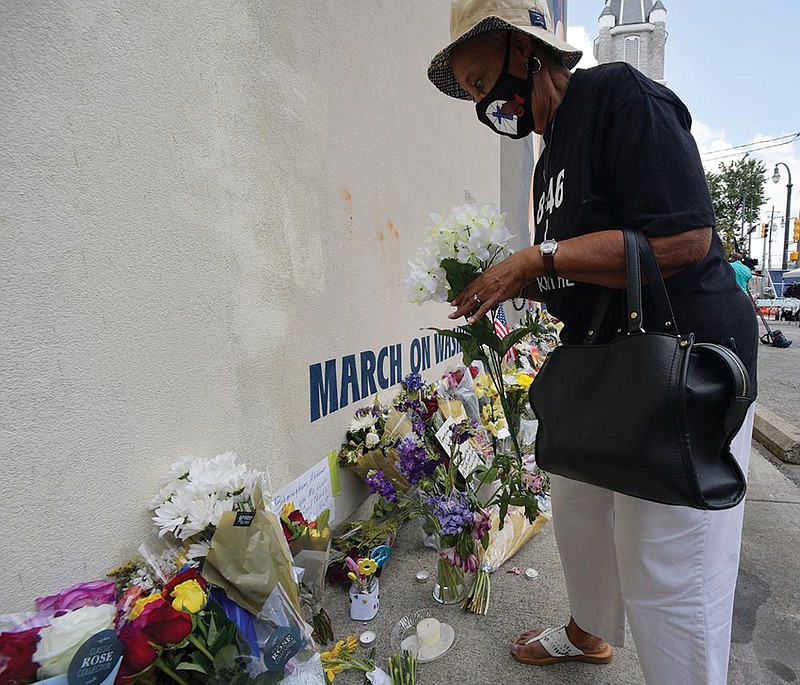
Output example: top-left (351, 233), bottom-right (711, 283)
top-left (772, 162), bottom-right (793, 271)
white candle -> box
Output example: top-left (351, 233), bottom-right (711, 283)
top-left (416, 618), bottom-right (440, 647)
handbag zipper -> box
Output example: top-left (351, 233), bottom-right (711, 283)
top-left (702, 343), bottom-right (749, 396)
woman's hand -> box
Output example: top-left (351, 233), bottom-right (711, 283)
top-left (450, 248), bottom-right (538, 323)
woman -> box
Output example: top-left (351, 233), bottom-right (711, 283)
top-left (427, 2), bottom-right (758, 684)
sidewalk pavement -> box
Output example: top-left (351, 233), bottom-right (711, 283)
top-left (324, 322), bottom-right (800, 684)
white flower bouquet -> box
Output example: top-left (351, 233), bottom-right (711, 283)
top-left (150, 451), bottom-right (270, 563)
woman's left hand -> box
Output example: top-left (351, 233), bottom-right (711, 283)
top-left (450, 249), bottom-right (536, 323)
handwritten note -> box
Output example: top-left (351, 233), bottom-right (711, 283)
top-left (272, 457), bottom-right (335, 520)
top-left (435, 417), bottom-right (484, 479)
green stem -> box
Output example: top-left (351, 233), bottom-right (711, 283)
top-left (154, 658), bottom-right (190, 685)
top-left (187, 633), bottom-right (214, 662)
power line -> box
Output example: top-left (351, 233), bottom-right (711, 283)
top-left (699, 131), bottom-right (799, 158)
top-left (702, 134), bottom-right (800, 164)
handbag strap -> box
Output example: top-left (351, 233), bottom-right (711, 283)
top-left (633, 231), bottom-right (679, 334)
top-left (582, 230), bottom-right (680, 344)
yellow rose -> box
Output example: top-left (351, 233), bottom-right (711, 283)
top-left (171, 579), bottom-right (207, 613)
top-left (129, 593), bottom-right (161, 620)
top-left (281, 501), bottom-right (296, 517)
top-left (515, 373), bottom-right (534, 389)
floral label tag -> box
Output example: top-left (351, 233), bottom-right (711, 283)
top-left (233, 511), bottom-right (256, 527)
top-left (67, 630), bottom-right (123, 685)
top-left (263, 627), bottom-right (304, 672)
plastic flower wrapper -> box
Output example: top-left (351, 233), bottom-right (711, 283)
top-left (248, 584), bottom-right (324, 684)
top-left (202, 486), bottom-right (301, 617)
top-left (280, 504), bottom-right (332, 603)
top-left (150, 452), bottom-right (271, 566)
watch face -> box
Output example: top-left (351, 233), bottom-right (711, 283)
top-left (540, 239), bottom-right (557, 255)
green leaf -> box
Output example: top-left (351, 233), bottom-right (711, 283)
top-left (499, 327), bottom-right (535, 356)
top-left (427, 327), bottom-right (473, 344)
top-left (176, 662), bottom-right (208, 674)
top-left (440, 258), bottom-right (480, 300)
top-left (212, 643), bottom-right (237, 672)
top-left (464, 321), bottom-right (502, 353)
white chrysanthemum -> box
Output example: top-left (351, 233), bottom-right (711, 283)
top-left (186, 540), bottom-right (212, 563)
top-left (159, 454), bottom-right (196, 484)
top-left (152, 498), bottom-right (189, 538)
top-left (349, 412), bottom-right (378, 432)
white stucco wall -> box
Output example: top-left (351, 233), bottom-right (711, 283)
top-left (0, 0), bottom-right (500, 609)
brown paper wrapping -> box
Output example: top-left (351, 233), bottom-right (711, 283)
top-left (202, 508), bottom-right (301, 615)
top-left (481, 507), bottom-right (550, 572)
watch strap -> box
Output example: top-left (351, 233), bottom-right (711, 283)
top-left (542, 251), bottom-right (557, 279)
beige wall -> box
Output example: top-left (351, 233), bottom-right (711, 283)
top-left (0, 0), bottom-right (501, 609)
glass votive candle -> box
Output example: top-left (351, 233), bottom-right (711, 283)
top-left (416, 617), bottom-right (440, 647)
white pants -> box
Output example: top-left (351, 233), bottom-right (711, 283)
top-left (551, 405), bottom-right (755, 685)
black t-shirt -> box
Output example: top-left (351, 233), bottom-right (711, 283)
top-left (532, 62), bottom-right (758, 393)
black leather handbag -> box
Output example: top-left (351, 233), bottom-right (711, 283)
top-left (529, 230), bottom-right (754, 510)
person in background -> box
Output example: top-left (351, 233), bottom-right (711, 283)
top-left (426, 1), bottom-right (758, 684)
top-left (729, 252), bottom-right (753, 293)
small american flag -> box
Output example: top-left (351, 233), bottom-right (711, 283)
top-left (494, 303), bottom-right (517, 361)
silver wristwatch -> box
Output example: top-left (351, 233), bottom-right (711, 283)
top-left (539, 238), bottom-right (558, 278)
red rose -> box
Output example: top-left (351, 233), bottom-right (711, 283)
top-left (287, 510), bottom-right (308, 526)
top-left (116, 622), bottom-right (158, 681)
top-left (162, 568), bottom-right (207, 600)
top-left (0, 627), bottom-right (42, 685)
top-left (136, 599), bottom-right (192, 646)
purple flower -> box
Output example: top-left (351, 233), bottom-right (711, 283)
top-left (471, 508), bottom-right (491, 540)
top-left (412, 420), bottom-right (426, 438)
top-left (522, 471), bottom-right (546, 494)
top-left (365, 469), bottom-right (397, 502)
top-left (395, 398), bottom-right (425, 417)
top-left (426, 492), bottom-right (474, 536)
top-left (35, 581), bottom-right (117, 613)
top-left (450, 419), bottom-right (477, 446)
top-left (402, 373), bottom-right (425, 394)
top-left (396, 437), bottom-right (436, 485)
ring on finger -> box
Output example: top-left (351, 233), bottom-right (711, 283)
top-left (473, 294), bottom-right (482, 305)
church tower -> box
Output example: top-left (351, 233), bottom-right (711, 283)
top-left (594, 0), bottom-right (668, 83)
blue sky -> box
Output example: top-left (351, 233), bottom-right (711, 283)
top-left (565, 1), bottom-right (799, 263)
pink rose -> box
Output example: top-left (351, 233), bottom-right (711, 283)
top-left (35, 581), bottom-right (117, 613)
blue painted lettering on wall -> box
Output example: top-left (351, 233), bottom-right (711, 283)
top-left (309, 334), bottom-right (461, 422)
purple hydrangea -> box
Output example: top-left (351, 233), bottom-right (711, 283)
top-left (396, 436), bottom-right (436, 485)
top-left (426, 491), bottom-right (474, 536)
top-left (365, 469), bottom-right (397, 502)
top-left (402, 372), bottom-right (425, 394)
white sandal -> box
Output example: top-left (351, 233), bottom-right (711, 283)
top-left (510, 625), bottom-right (614, 666)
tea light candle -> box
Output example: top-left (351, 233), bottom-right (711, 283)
top-left (416, 617), bottom-right (440, 647)
top-left (415, 570), bottom-right (430, 583)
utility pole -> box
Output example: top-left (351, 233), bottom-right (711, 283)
top-left (765, 206), bottom-right (775, 274)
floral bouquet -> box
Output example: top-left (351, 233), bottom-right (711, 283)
top-left (337, 401), bottom-right (413, 494)
top-left (150, 452), bottom-right (270, 566)
top-left (0, 581), bottom-right (119, 684)
top-left (114, 567), bottom-right (253, 685)
top-left (400, 201), bottom-right (555, 613)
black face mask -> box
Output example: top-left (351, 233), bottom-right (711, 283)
top-left (475, 37), bottom-right (535, 139)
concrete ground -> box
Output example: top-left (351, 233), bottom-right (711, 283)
top-left (324, 321), bottom-right (800, 684)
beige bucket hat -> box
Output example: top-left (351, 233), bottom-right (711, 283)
top-left (428, 0), bottom-right (582, 100)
